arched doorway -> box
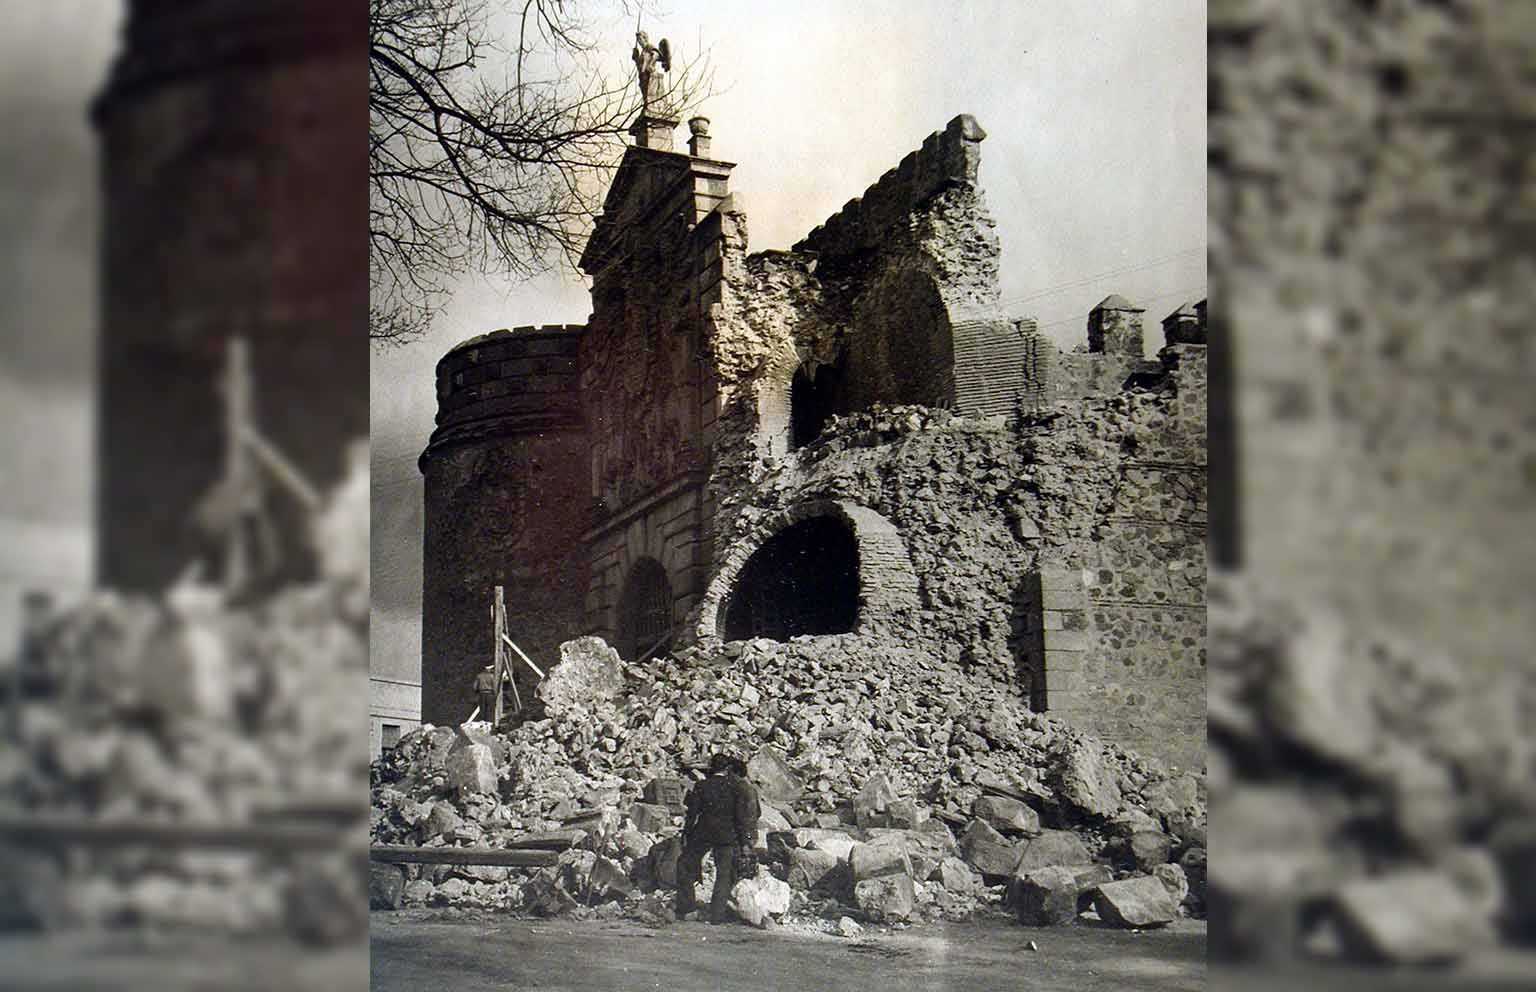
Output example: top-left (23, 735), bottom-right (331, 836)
top-left (720, 515), bottom-right (859, 641)
top-left (790, 362), bottom-right (842, 449)
top-left (617, 558), bottom-right (673, 661)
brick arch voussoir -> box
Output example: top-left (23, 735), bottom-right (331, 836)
top-left (693, 498), bottom-right (920, 642)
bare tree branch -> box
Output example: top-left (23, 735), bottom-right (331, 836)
top-left (369, 0), bottom-right (713, 345)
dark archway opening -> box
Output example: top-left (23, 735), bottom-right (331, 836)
top-left (618, 558), bottom-right (673, 661)
top-left (790, 363), bottom-right (843, 449)
top-left (721, 516), bottom-right (859, 641)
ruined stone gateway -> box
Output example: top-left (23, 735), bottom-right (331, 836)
top-left (419, 109), bottom-right (1207, 771)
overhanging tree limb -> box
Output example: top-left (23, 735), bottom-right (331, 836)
top-left (369, 0), bottom-right (712, 345)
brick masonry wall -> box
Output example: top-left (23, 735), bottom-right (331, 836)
top-left (419, 325), bottom-right (591, 723)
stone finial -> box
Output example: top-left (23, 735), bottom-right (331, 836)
top-left (688, 116), bottom-right (711, 158)
top-left (1087, 294), bottom-right (1146, 356)
top-left (1161, 302), bottom-right (1205, 346)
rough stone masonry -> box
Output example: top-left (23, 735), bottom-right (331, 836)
top-left (418, 107), bottom-right (1206, 773)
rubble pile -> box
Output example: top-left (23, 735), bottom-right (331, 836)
top-left (370, 634), bottom-right (1206, 930)
top-left (0, 452), bottom-right (371, 936)
top-left (1208, 573), bottom-right (1536, 962)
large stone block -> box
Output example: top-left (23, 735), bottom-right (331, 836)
top-left (959, 819), bottom-right (1022, 877)
top-left (787, 848), bottom-right (844, 893)
top-left (1328, 871), bottom-right (1497, 965)
top-left (853, 773), bottom-right (900, 828)
top-left (864, 828), bottom-right (950, 880)
top-left (1129, 830), bottom-right (1173, 872)
top-left (535, 636), bottom-right (623, 716)
top-left (1008, 863), bottom-right (1110, 923)
top-left (628, 802), bottom-right (672, 834)
top-left (854, 874), bottom-right (916, 923)
top-left (848, 842), bottom-right (913, 883)
top-left (445, 743), bottom-right (498, 797)
top-left (747, 746), bottom-right (805, 805)
top-left (423, 801), bottom-right (463, 841)
top-left (1092, 875), bottom-right (1178, 929)
top-left (368, 864), bottom-right (406, 911)
top-left (1049, 744), bottom-right (1123, 819)
top-left (730, 870), bottom-right (791, 929)
top-left (643, 775), bottom-right (687, 814)
top-left (972, 795), bottom-right (1040, 836)
top-left (1015, 829), bottom-right (1092, 872)
top-left (1011, 866), bottom-right (1083, 926)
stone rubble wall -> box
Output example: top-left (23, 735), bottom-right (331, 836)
top-left (694, 338), bottom-right (1205, 770)
top-left (370, 630), bottom-right (1207, 927)
top-left (794, 115), bottom-right (988, 268)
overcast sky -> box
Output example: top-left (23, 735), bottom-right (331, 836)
top-left (0, 2), bottom-right (119, 650)
top-left (371, 0), bottom-right (1207, 682)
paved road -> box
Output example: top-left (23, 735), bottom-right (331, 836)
top-left (370, 913), bottom-right (1207, 992)
top-left (0, 931), bottom-right (367, 992)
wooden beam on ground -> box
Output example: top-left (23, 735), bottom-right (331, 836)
top-left (369, 845), bottom-right (558, 868)
top-left (0, 814), bottom-right (354, 852)
top-left (503, 828), bottom-right (585, 850)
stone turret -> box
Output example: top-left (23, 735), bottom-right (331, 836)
top-left (1088, 295), bottom-right (1146, 356)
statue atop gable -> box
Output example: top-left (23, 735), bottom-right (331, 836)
top-left (632, 31), bottom-right (672, 111)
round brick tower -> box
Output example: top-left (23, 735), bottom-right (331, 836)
top-left (419, 326), bottom-right (592, 724)
top-left (92, 0), bottom-right (367, 589)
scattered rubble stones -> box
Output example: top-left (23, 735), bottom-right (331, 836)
top-left (1210, 573), bottom-right (1536, 958)
top-left (371, 630), bottom-right (1204, 930)
top-left (5, 569), bottom-right (368, 936)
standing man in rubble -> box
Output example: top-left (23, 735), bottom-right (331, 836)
top-left (676, 752), bottom-right (760, 924)
top-left (473, 663), bottom-right (497, 723)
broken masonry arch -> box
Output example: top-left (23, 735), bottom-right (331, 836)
top-left (789, 360), bottom-right (846, 450)
top-left (696, 499), bottom-right (920, 643)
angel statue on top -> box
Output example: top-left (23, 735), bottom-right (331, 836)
top-left (632, 30), bottom-right (672, 110)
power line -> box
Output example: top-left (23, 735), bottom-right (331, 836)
top-left (1031, 285), bottom-right (1208, 334)
top-left (1000, 247), bottom-right (1205, 309)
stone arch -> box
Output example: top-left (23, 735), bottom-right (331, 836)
top-left (789, 360), bottom-right (845, 449)
top-left (616, 556), bottom-right (674, 661)
top-left (695, 499), bottom-right (920, 643)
